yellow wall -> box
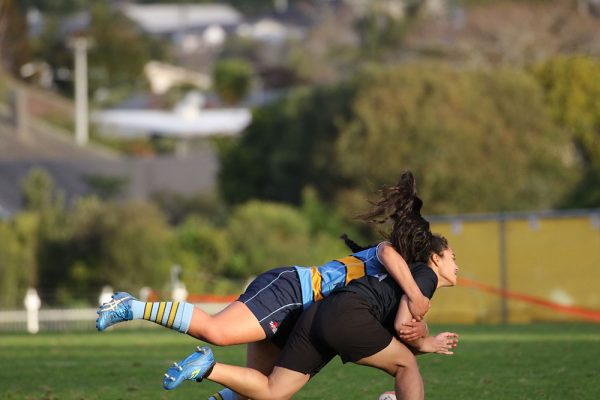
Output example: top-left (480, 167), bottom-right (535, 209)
top-left (426, 213), bottom-right (600, 324)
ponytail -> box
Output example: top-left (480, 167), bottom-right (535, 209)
top-left (340, 233), bottom-right (370, 253)
top-left (359, 171), bottom-right (432, 263)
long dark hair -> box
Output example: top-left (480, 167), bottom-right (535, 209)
top-left (358, 171), bottom-right (432, 263)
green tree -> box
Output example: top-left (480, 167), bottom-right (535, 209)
top-left (19, 168), bottom-right (67, 297)
top-left (354, 0), bottom-right (419, 58)
top-left (29, 1), bottom-right (165, 100)
top-left (22, 168), bottom-right (64, 213)
top-left (0, 219), bottom-right (34, 308)
top-left (218, 82), bottom-right (357, 205)
top-left (213, 58), bottom-right (254, 105)
top-left (0, 0), bottom-right (31, 76)
top-left (87, 1), bottom-right (163, 95)
top-left (335, 63), bottom-right (575, 214)
top-left (219, 63), bottom-right (575, 214)
top-left (531, 56), bottom-right (600, 208)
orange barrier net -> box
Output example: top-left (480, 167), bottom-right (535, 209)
top-left (458, 277), bottom-right (600, 323)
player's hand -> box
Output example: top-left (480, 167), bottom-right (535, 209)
top-left (398, 319), bottom-right (428, 342)
top-left (407, 295), bottom-right (430, 321)
top-left (431, 332), bottom-right (459, 355)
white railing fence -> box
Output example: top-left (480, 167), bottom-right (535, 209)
top-left (0, 303), bottom-right (229, 333)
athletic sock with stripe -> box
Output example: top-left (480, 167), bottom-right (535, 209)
top-left (130, 300), bottom-right (194, 333)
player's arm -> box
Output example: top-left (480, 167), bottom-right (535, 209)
top-left (378, 242), bottom-right (430, 320)
top-left (394, 295), bottom-right (458, 354)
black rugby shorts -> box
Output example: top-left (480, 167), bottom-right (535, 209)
top-left (276, 291), bottom-right (393, 375)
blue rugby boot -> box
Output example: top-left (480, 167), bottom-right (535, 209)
top-left (163, 346), bottom-right (216, 390)
top-left (96, 292), bottom-right (134, 331)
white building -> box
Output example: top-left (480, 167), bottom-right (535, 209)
top-left (93, 92), bottom-right (252, 139)
top-left (121, 3), bottom-right (243, 50)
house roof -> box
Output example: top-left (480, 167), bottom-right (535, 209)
top-left (121, 3), bottom-right (243, 34)
top-left (93, 107), bottom-right (251, 138)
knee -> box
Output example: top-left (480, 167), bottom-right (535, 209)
top-left (392, 353), bottom-right (418, 374)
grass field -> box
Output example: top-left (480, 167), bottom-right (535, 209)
top-left (1, 324), bottom-right (599, 400)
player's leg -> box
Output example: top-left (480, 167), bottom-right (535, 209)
top-left (187, 301), bottom-right (266, 345)
top-left (355, 338), bottom-right (423, 400)
top-left (192, 266), bottom-right (302, 345)
top-left (312, 292), bottom-right (423, 400)
top-left (97, 267), bottom-right (301, 346)
top-left (96, 292), bottom-right (266, 344)
top-left (209, 328), bottom-right (283, 399)
top-left (207, 364), bottom-right (309, 400)
top-left (163, 345), bottom-right (309, 399)
top-left (208, 339), bottom-right (281, 400)
top-left (219, 340), bottom-right (281, 400)
top-left (198, 303), bottom-right (325, 399)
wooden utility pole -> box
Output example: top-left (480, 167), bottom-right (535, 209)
top-left (69, 37), bottom-right (91, 146)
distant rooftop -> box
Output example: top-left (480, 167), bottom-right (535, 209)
top-left (121, 3), bottom-right (243, 34)
top-left (93, 108), bottom-right (251, 138)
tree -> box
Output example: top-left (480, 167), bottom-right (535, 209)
top-left (213, 58), bottom-right (254, 105)
top-left (28, 0), bottom-right (165, 100)
top-left (87, 1), bottom-right (162, 95)
top-left (218, 82), bottom-right (357, 206)
top-left (532, 56), bottom-right (600, 208)
top-left (404, 0), bottom-right (600, 68)
top-left (220, 62), bottom-right (576, 214)
top-left (0, 220), bottom-right (34, 308)
top-left (0, 0), bottom-right (31, 76)
top-left (335, 63), bottom-right (576, 214)
top-left (21, 168), bottom-right (64, 213)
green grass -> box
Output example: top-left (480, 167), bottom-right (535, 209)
top-left (1, 324), bottom-right (599, 399)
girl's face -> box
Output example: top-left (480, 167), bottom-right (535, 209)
top-left (437, 248), bottom-right (459, 286)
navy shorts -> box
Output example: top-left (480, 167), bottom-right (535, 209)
top-left (237, 267), bottom-right (304, 348)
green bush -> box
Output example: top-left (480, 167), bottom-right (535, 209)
top-left (223, 201), bottom-right (348, 278)
top-left (0, 220), bottom-right (34, 308)
top-left (36, 197), bottom-right (173, 305)
top-left (213, 58), bottom-right (254, 105)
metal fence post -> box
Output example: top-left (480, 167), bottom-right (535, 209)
top-left (499, 215), bottom-right (508, 324)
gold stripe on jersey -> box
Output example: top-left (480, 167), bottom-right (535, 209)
top-left (166, 302), bottom-right (179, 328)
top-left (212, 393), bottom-right (224, 400)
top-left (156, 302), bottom-right (167, 323)
top-left (337, 255), bottom-right (366, 285)
top-left (310, 266), bottom-right (324, 302)
top-left (143, 302), bottom-right (152, 320)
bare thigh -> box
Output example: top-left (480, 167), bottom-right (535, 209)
top-left (187, 301), bottom-right (266, 345)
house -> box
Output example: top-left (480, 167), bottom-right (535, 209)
top-left (120, 3), bottom-right (243, 50)
top-left (93, 91), bottom-right (252, 143)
